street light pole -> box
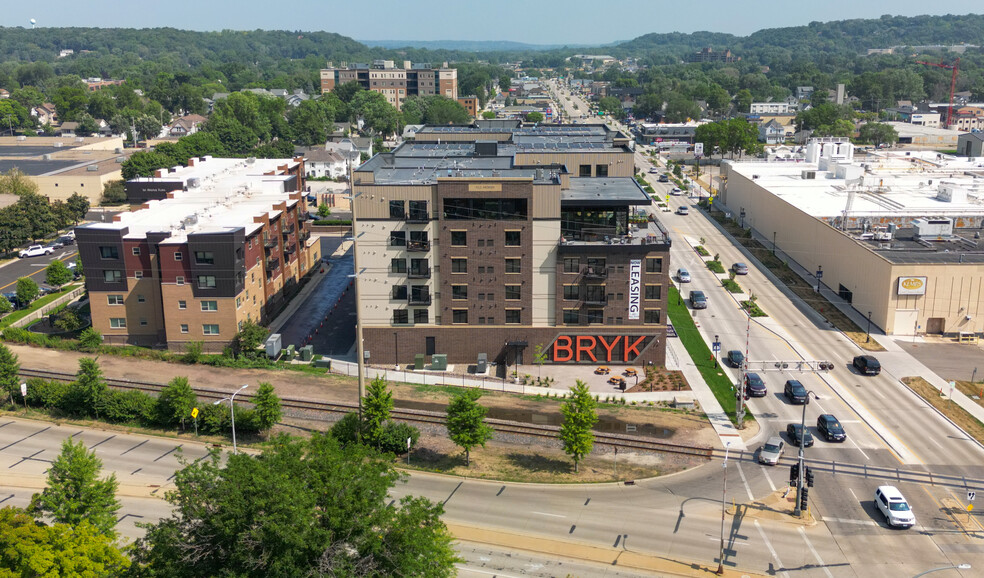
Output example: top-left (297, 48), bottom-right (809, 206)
top-left (795, 390), bottom-right (820, 517)
top-left (213, 384), bottom-right (249, 454)
top-left (815, 265), bottom-right (823, 293)
top-left (716, 442), bottom-right (731, 575)
top-left (866, 311), bottom-right (872, 343)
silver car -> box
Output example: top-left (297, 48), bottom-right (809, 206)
top-left (759, 436), bottom-right (785, 465)
top-left (677, 268), bottom-right (691, 283)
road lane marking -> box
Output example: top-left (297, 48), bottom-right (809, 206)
top-left (753, 520), bottom-right (789, 578)
top-left (822, 516), bottom-right (878, 527)
top-left (456, 567), bottom-right (524, 578)
top-left (762, 467), bottom-right (777, 492)
top-left (531, 511), bottom-right (565, 518)
top-left (735, 462), bottom-right (754, 501)
top-left (798, 526), bottom-right (834, 578)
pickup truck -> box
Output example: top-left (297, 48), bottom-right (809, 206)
top-left (19, 245), bottom-right (55, 258)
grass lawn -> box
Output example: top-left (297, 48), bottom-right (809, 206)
top-left (0, 284), bottom-right (84, 329)
top-left (667, 286), bottom-right (743, 423)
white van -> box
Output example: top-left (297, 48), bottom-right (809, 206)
top-left (874, 486), bottom-right (915, 528)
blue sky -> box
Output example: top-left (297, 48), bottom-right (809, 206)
top-left (3, 1), bottom-right (983, 45)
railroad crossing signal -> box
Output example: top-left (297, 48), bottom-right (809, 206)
top-left (969, 491), bottom-right (976, 502)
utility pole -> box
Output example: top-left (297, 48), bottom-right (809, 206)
top-left (716, 442), bottom-right (731, 575)
top-left (736, 312), bottom-right (750, 429)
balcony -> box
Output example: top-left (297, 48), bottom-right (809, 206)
top-left (582, 296), bottom-right (607, 306)
top-left (299, 231), bottom-right (311, 243)
top-left (283, 224), bottom-right (295, 234)
top-left (408, 292), bottom-right (432, 305)
top-left (263, 236), bottom-right (277, 249)
top-left (407, 266), bottom-right (431, 279)
top-left (582, 266), bottom-right (608, 280)
top-left (266, 257), bottom-right (280, 270)
top-left (406, 240), bottom-right (430, 252)
top-left (283, 244), bottom-right (297, 256)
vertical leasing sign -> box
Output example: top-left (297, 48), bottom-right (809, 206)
top-left (628, 259), bottom-right (642, 320)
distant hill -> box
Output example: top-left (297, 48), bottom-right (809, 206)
top-left (360, 39), bottom-right (599, 52)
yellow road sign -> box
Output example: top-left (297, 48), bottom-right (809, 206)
top-left (969, 504), bottom-right (974, 512)
top-left (191, 407), bottom-right (199, 419)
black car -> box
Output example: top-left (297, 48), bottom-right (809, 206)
top-left (853, 355), bottom-right (881, 375)
top-left (726, 350), bottom-right (745, 368)
top-left (817, 414), bottom-right (846, 442)
top-left (783, 379), bottom-right (808, 404)
top-left (745, 373), bottom-right (767, 397)
top-left (786, 423), bottom-right (815, 447)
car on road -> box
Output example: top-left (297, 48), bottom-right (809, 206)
top-left (44, 239), bottom-right (64, 250)
top-left (689, 290), bottom-right (707, 309)
top-left (648, 167), bottom-right (659, 174)
top-left (57, 235), bottom-right (75, 246)
top-left (18, 245), bottom-right (54, 258)
top-left (853, 355), bottom-right (881, 375)
top-left (874, 486), bottom-right (915, 528)
top-left (658, 174), bottom-right (669, 183)
top-left (745, 373), bottom-right (767, 397)
top-left (758, 436), bottom-right (785, 465)
top-left (677, 268), bottom-right (691, 283)
top-left (783, 379), bottom-right (808, 404)
top-left (1, 292), bottom-right (19, 310)
top-left (785, 423), bottom-right (814, 447)
top-left (676, 206), bottom-right (689, 215)
top-left (817, 414), bottom-right (846, 442)
top-left (670, 187), bottom-right (683, 195)
top-left (732, 262), bottom-right (749, 275)
top-left (726, 349), bottom-right (744, 368)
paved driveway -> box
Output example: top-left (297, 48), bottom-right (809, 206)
top-left (896, 339), bottom-right (984, 382)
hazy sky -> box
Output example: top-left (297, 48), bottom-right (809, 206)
top-left (3, 1), bottom-right (984, 45)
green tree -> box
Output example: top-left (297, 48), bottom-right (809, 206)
top-left (317, 203), bottom-right (332, 217)
top-left (130, 434), bottom-right (457, 577)
top-left (15, 277), bottom-right (39, 307)
top-left (70, 358), bottom-right (108, 419)
top-left (482, 110), bottom-right (497, 119)
top-left (75, 113), bottom-right (99, 137)
top-left (858, 122), bottom-right (899, 147)
top-left (16, 190), bottom-right (55, 241)
top-left (100, 180), bottom-right (128, 205)
top-left (0, 507), bottom-right (130, 576)
top-left (157, 376), bottom-right (197, 430)
top-left (288, 98), bottom-right (337, 146)
top-left (66, 192), bottom-right (90, 224)
top-left (31, 438), bottom-right (120, 536)
top-left (331, 80), bottom-right (364, 103)
top-left (0, 295), bottom-right (12, 315)
top-left (121, 150), bottom-right (176, 180)
top-left (350, 90), bottom-right (401, 136)
top-left (253, 382), bottom-right (283, 433)
top-left (598, 96), bottom-right (624, 118)
top-left (735, 89), bottom-right (753, 113)
top-left (53, 308), bottom-right (83, 332)
top-left (78, 327), bottom-right (101, 352)
top-left (0, 344), bottom-right (19, 407)
top-left (423, 96), bottom-right (470, 124)
top-left (363, 375), bottom-right (393, 447)
top-left (664, 94), bottom-right (701, 123)
top-left (0, 168), bottom-right (40, 197)
top-left (234, 320), bottom-right (268, 359)
top-left (559, 380), bottom-right (598, 473)
top-left (526, 111), bottom-right (545, 123)
top-left (0, 205), bottom-right (31, 254)
top-left (135, 114), bottom-right (163, 141)
top-left (45, 260), bottom-right (73, 288)
top-left (445, 389), bottom-right (493, 466)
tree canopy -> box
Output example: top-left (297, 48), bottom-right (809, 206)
top-left (30, 438), bottom-right (120, 537)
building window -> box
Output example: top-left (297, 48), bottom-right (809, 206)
top-left (505, 285), bottom-right (521, 300)
top-left (586, 309), bottom-right (604, 324)
top-left (563, 309), bottom-right (580, 324)
top-left (176, 276), bottom-right (185, 285)
top-left (504, 230), bottom-right (521, 246)
top-left (178, 300), bottom-right (187, 310)
top-left (174, 252), bottom-right (183, 261)
top-left (139, 318), bottom-right (148, 326)
top-left (644, 309), bottom-right (662, 325)
top-left (134, 270), bottom-right (143, 279)
top-left (646, 257), bottom-right (663, 273)
top-left (392, 285), bottom-right (408, 300)
top-left (236, 297), bottom-right (242, 308)
top-left (180, 324), bottom-right (189, 334)
top-left (452, 309), bottom-right (468, 324)
top-left (579, 164), bottom-right (591, 177)
top-left (201, 300), bottom-right (218, 311)
top-left (487, 266), bottom-right (494, 274)
top-left (202, 324), bottom-right (220, 335)
top-left (393, 309), bottom-right (409, 324)
top-left (131, 247), bottom-right (141, 256)
top-left (197, 275), bottom-right (216, 289)
top-left (563, 285), bottom-right (579, 300)
top-left (99, 246), bottom-right (119, 259)
top-left (110, 318), bottom-right (126, 328)
top-left (505, 309), bottom-right (521, 324)
top-left (195, 251), bottom-right (215, 265)
top-left (596, 164), bottom-right (609, 177)
top-left (107, 295), bottom-right (123, 305)
top-left (389, 200), bottom-right (406, 219)
top-left (505, 258), bottom-right (521, 273)
top-left (477, 239), bottom-right (485, 247)
top-left (390, 231), bottom-right (406, 246)
top-left (391, 258), bottom-right (407, 273)
top-left (563, 257), bottom-right (580, 273)
top-left (413, 309), bottom-right (428, 324)
top-left (103, 270), bottom-right (122, 283)
top-left (451, 258), bottom-right (467, 273)
top-left (452, 285), bottom-right (468, 300)
top-left (645, 285), bottom-right (662, 300)
top-left (450, 230), bottom-right (467, 246)
top-left (137, 294), bottom-right (146, 303)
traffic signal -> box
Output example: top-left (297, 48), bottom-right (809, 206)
top-left (789, 463), bottom-right (800, 485)
top-left (806, 467), bottom-right (815, 487)
top-left (800, 488), bottom-right (809, 511)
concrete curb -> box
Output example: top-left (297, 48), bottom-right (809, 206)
top-left (895, 378), bottom-right (984, 456)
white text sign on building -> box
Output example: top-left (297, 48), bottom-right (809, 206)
top-left (628, 259), bottom-right (641, 320)
top-left (898, 276), bottom-right (927, 296)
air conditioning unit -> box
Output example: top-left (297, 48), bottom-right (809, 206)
top-left (86, 165), bottom-right (99, 172)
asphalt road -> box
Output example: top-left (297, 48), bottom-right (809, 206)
top-left (0, 247), bottom-right (78, 294)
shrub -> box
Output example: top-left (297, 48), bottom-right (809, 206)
top-left (182, 341), bottom-right (204, 364)
top-left (330, 412), bottom-right (361, 446)
top-left (377, 421), bottom-right (420, 454)
top-left (24, 378), bottom-right (69, 409)
top-left (197, 403), bottom-right (231, 435)
top-left (97, 389), bottom-right (156, 424)
top-left (78, 328), bottom-right (102, 352)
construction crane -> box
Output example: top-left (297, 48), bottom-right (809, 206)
top-left (916, 58), bottom-right (960, 128)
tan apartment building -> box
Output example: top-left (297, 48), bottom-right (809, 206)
top-left (352, 124), bottom-right (669, 370)
top-left (0, 136), bottom-right (130, 203)
top-left (77, 157), bottom-right (320, 351)
top-left (320, 60), bottom-right (458, 110)
top-left (720, 138), bottom-right (984, 337)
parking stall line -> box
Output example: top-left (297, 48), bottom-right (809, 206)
top-left (88, 435), bottom-right (116, 450)
top-left (121, 440), bottom-right (147, 455)
top-left (0, 426), bottom-right (51, 452)
top-left (153, 445), bottom-right (182, 462)
top-left (797, 527), bottom-right (834, 578)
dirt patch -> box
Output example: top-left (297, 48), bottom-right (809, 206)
top-left (902, 376), bottom-right (984, 444)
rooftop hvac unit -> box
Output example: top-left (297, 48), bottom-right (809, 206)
top-left (182, 215), bottom-right (198, 227)
top-left (86, 165), bottom-right (99, 172)
top-left (801, 170), bottom-right (816, 180)
top-left (76, 137), bottom-right (84, 143)
top-left (246, 157), bottom-right (256, 165)
top-left (116, 156), bottom-right (124, 163)
top-left (42, 154), bottom-right (52, 161)
top-left (115, 148), bottom-right (123, 154)
top-left (188, 177), bottom-right (201, 188)
top-left (912, 217), bottom-right (953, 239)
top-left (53, 142), bottom-right (63, 147)
top-left (16, 136), bottom-right (25, 141)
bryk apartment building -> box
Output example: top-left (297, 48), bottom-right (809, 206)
top-left (320, 60), bottom-right (457, 110)
top-left (77, 156), bottom-right (319, 351)
top-left (352, 122), bottom-right (670, 370)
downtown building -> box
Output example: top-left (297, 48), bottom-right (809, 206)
top-left (77, 156), bottom-right (320, 351)
top-left (352, 122), bottom-right (670, 370)
top-left (320, 60), bottom-right (457, 110)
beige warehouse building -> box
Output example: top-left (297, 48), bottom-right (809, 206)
top-left (721, 138), bottom-right (984, 337)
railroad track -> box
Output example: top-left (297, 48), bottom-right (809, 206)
top-left (17, 367), bottom-right (714, 459)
